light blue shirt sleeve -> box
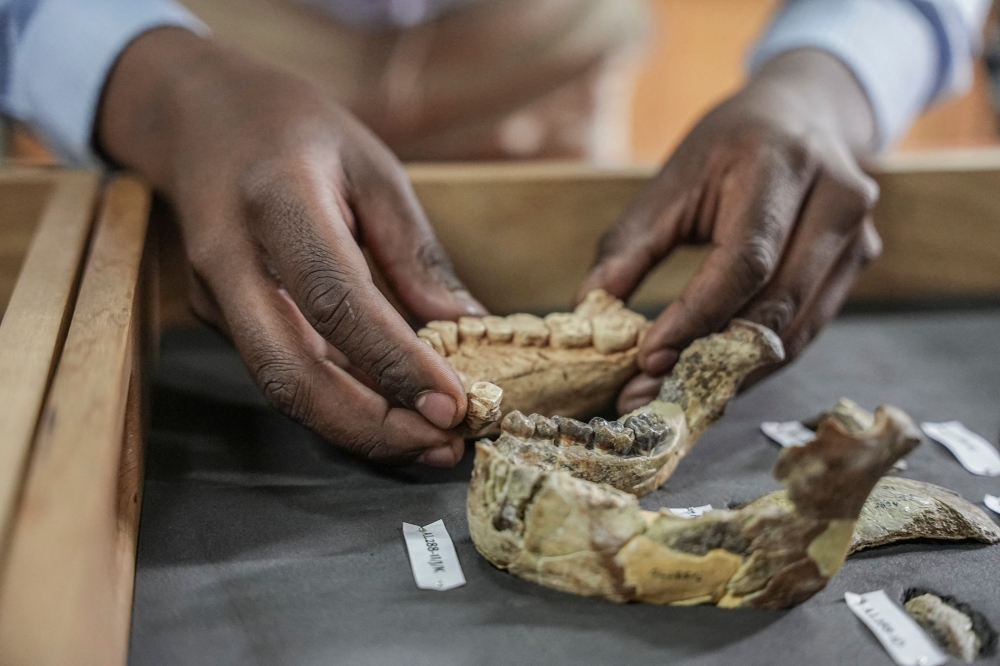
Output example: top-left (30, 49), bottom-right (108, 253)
top-left (1, 0), bottom-right (206, 164)
top-left (750, 0), bottom-right (993, 150)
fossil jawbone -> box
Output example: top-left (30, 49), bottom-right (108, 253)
top-left (468, 405), bottom-right (920, 608)
top-left (421, 290), bottom-right (649, 422)
top-left (485, 318), bottom-right (783, 497)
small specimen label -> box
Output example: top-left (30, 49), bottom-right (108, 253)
top-left (985, 494), bottom-right (1000, 516)
top-left (845, 590), bottom-right (946, 666)
top-left (760, 421), bottom-right (815, 448)
top-left (920, 421), bottom-right (1000, 476)
top-left (402, 520), bottom-right (467, 591)
top-left (668, 505), bottom-right (713, 519)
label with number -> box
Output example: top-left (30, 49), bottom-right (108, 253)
top-left (402, 520), bottom-right (466, 591)
top-left (761, 421), bottom-right (816, 448)
top-left (920, 421), bottom-right (1000, 476)
top-left (668, 504), bottom-right (713, 519)
top-left (845, 590), bottom-right (946, 666)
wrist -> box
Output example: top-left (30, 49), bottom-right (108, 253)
top-left (745, 48), bottom-right (876, 156)
top-left (96, 27), bottom-right (222, 189)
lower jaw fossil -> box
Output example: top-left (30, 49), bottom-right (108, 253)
top-left (469, 405), bottom-right (922, 608)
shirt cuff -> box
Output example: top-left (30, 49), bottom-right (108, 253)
top-left (8, 0), bottom-right (207, 164)
top-left (748, 0), bottom-right (943, 150)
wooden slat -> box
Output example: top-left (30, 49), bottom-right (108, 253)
top-left (0, 170), bottom-right (99, 557)
top-left (0, 175), bottom-right (152, 666)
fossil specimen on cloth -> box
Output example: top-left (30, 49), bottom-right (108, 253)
top-left (420, 290), bottom-right (651, 422)
top-left (468, 404), bottom-right (921, 608)
top-left (478, 317), bottom-right (783, 496)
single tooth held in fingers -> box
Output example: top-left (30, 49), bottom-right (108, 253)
top-left (483, 316), bottom-right (513, 343)
top-left (544, 313), bottom-right (592, 349)
top-left (458, 316), bottom-right (486, 343)
top-left (532, 415), bottom-right (559, 440)
top-left (553, 416), bottom-right (593, 448)
top-left (592, 314), bottom-right (639, 354)
top-left (466, 381), bottom-right (504, 431)
top-left (500, 410), bottom-right (536, 438)
top-left (418, 328), bottom-right (446, 355)
top-left (507, 313), bottom-right (549, 347)
top-left (427, 321), bottom-right (459, 354)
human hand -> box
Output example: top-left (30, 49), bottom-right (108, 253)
top-left (579, 49), bottom-right (883, 413)
top-left (98, 28), bottom-right (485, 466)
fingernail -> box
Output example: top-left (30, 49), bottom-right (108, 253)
top-left (415, 391), bottom-right (459, 429)
top-left (453, 290), bottom-right (488, 316)
top-left (416, 446), bottom-right (457, 468)
top-left (642, 348), bottom-right (679, 377)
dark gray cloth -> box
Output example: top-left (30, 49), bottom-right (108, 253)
top-left (129, 311), bottom-right (1000, 666)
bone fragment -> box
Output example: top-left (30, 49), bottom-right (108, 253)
top-left (483, 316), bottom-right (513, 343)
top-left (466, 382), bottom-right (504, 431)
top-left (905, 593), bottom-right (983, 663)
top-left (507, 313), bottom-right (549, 347)
top-left (458, 316), bottom-right (486, 343)
top-left (417, 328), bottom-right (445, 355)
top-left (469, 403), bottom-right (919, 608)
top-left (544, 313), bottom-right (592, 349)
top-left (430, 291), bottom-right (648, 422)
top-left (427, 321), bottom-right (459, 354)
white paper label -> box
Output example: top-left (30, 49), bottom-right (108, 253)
top-left (761, 421), bottom-right (816, 448)
top-left (985, 494), bottom-right (1000, 516)
top-left (845, 591), bottom-right (947, 666)
top-left (920, 421), bottom-right (1000, 476)
top-left (402, 520), bottom-right (466, 591)
top-left (668, 504), bottom-right (713, 519)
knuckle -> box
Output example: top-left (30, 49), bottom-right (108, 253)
top-left (826, 170), bottom-right (880, 222)
top-left (252, 352), bottom-right (315, 427)
top-left (733, 236), bottom-right (779, 290)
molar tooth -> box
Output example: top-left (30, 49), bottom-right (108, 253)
top-left (531, 415), bottom-right (559, 440)
top-left (500, 410), bottom-right (535, 438)
top-left (590, 419), bottom-right (635, 455)
top-left (553, 416), bottom-right (593, 447)
top-left (427, 321), bottom-right (459, 354)
top-left (544, 313), bottom-right (593, 349)
top-left (591, 315), bottom-right (639, 354)
top-left (458, 316), bottom-right (486, 343)
top-left (507, 313), bottom-right (549, 347)
top-left (418, 328), bottom-right (446, 355)
top-left (623, 413), bottom-right (670, 454)
top-left (483, 316), bottom-right (513, 343)
top-left (466, 382), bottom-right (503, 430)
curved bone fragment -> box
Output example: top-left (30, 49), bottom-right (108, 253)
top-left (748, 401), bottom-right (1000, 552)
top-left (484, 319), bottom-right (783, 496)
top-left (468, 405), bottom-right (920, 607)
top-left (424, 290), bottom-right (649, 422)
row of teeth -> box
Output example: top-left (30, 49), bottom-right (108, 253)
top-left (499, 410), bottom-right (670, 457)
top-left (418, 312), bottom-right (645, 357)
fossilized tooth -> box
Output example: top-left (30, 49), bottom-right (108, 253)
top-left (468, 404), bottom-right (920, 608)
top-left (483, 319), bottom-right (784, 496)
top-left (465, 382), bottom-right (504, 432)
top-left (424, 290), bottom-right (649, 422)
top-left (904, 592), bottom-right (988, 663)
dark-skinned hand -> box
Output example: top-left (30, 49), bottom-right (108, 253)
top-left (98, 28), bottom-right (486, 467)
top-left (579, 49), bottom-right (883, 413)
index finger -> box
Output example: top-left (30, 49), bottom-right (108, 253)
top-left (637, 157), bottom-right (813, 376)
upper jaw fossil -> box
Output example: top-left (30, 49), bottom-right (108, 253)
top-left (420, 290), bottom-right (650, 423)
top-left (468, 404), bottom-right (921, 608)
top-left (483, 317), bottom-right (784, 497)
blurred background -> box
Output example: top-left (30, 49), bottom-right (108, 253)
top-left (4, 0), bottom-right (1000, 165)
